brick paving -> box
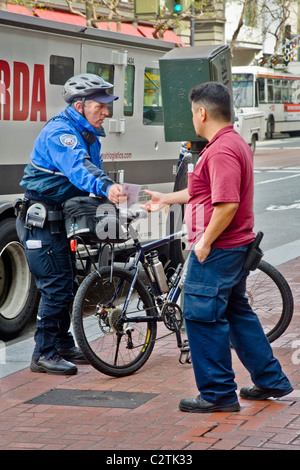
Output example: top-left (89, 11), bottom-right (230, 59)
top-left (0, 256), bottom-right (299, 451)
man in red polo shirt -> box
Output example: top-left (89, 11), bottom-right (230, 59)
top-left (143, 82), bottom-right (292, 412)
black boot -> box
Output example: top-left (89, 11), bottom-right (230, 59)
top-left (30, 353), bottom-right (78, 375)
top-left (57, 346), bottom-right (89, 364)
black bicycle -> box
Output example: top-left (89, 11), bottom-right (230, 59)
top-left (72, 209), bottom-right (294, 377)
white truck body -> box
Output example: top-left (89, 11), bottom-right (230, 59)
top-left (234, 111), bottom-right (264, 152)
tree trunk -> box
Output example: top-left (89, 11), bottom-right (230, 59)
top-left (230, 0), bottom-right (249, 57)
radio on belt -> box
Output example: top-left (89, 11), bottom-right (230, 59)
top-left (25, 203), bottom-right (47, 229)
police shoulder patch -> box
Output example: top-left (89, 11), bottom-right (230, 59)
top-left (59, 134), bottom-right (78, 149)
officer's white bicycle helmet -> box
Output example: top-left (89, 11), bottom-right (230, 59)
top-left (62, 73), bottom-right (116, 103)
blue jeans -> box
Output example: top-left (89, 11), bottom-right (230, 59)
top-left (183, 247), bottom-right (291, 405)
top-left (16, 218), bottom-right (76, 360)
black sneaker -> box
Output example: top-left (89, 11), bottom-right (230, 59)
top-left (57, 346), bottom-right (89, 364)
top-left (179, 396), bottom-right (240, 413)
top-left (30, 354), bottom-right (78, 375)
top-left (240, 385), bottom-right (293, 401)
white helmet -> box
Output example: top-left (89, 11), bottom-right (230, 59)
top-left (62, 73), bottom-right (118, 103)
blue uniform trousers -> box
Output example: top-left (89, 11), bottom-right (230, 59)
top-left (183, 247), bottom-right (291, 405)
top-left (16, 218), bottom-right (76, 360)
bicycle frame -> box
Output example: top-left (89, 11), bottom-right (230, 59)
top-left (121, 229), bottom-right (186, 318)
top-left (109, 228), bottom-right (191, 363)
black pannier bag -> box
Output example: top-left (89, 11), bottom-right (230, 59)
top-left (62, 196), bottom-right (130, 244)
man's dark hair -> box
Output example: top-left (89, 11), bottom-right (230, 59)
top-left (189, 82), bottom-right (231, 122)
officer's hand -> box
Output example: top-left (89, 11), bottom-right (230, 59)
top-left (108, 184), bottom-right (128, 205)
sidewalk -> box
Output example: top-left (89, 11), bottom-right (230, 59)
top-left (0, 254), bottom-right (299, 451)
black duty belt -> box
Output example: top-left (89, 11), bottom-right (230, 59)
top-left (14, 197), bottom-right (63, 234)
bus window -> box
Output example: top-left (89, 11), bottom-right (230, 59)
top-left (282, 80), bottom-right (289, 103)
top-left (143, 67), bottom-right (163, 125)
top-left (258, 77), bottom-right (265, 103)
top-left (288, 83), bottom-right (293, 103)
top-left (232, 73), bottom-right (254, 107)
top-left (267, 79), bottom-right (274, 102)
top-left (86, 62), bottom-right (114, 116)
top-left (291, 80), bottom-right (300, 103)
top-left (274, 79), bottom-right (282, 103)
top-left (124, 64), bottom-right (134, 116)
top-left (50, 55), bottom-right (74, 85)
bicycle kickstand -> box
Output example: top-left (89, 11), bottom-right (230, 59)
top-left (179, 340), bottom-right (191, 364)
top-left (168, 314), bottom-right (191, 365)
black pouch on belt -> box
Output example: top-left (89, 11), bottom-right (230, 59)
top-left (47, 209), bottom-right (64, 234)
top-left (14, 198), bottom-right (29, 220)
top-left (243, 231), bottom-right (264, 271)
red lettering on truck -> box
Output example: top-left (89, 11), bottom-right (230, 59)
top-left (0, 60), bottom-right (46, 121)
top-left (0, 60), bottom-right (10, 119)
top-left (13, 61), bottom-right (30, 120)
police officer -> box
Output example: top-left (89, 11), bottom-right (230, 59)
top-left (16, 74), bottom-right (126, 375)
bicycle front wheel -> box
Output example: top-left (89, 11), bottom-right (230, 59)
top-left (246, 260), bottom-right (293, 343)
top-left (73, 266), bottom-right (157, 377)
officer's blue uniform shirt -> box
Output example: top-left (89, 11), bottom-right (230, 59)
top-left (20, 105), bottom-right (115, 204)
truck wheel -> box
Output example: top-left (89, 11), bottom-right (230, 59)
top-left (250, 134), bottom-right (256, 153)
top-left (266, 118), bottom-right (274, 139)
top-left (0, 218), bottom-right (38, 338)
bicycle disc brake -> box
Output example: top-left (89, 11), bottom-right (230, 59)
top-left (162, 302), bottom-right (183, 331)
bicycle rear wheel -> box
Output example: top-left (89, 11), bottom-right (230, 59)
top-left (246, 260), bottom-right (293, 343)
top-left (73, 266), bottom-right (157, 377)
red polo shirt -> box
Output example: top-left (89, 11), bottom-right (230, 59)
top-left (186, 125), bottom-right (255, 248)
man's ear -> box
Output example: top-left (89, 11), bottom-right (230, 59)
top-left (199, 106), bottom-right (207, 122)
top-left (74, 101), bottom-right (83, 114)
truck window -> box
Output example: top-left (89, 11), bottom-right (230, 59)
top-left (50, 55), bottom-right (74, 85)
top-left (232, 73), bottom-right (254, 108)
top-left (87, 62), bottom-right (115, 116)
top-left (124, 64), bottom-right (134, 116)
top-left (143, 67), bottom-right (163, 125)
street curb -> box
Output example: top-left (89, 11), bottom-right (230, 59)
top-left (263, 239), bottom-right (300, 267)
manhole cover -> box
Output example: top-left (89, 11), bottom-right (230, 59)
top-left (25, 389), bottom-right (157, 409)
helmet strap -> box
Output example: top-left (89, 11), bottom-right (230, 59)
top-left (81, 97), bottom-right (87, 119)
